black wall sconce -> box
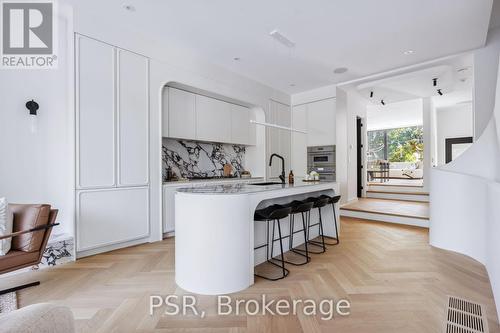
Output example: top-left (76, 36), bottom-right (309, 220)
top-left (25, 100), bottom-right (39, 115)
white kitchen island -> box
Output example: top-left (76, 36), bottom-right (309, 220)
top-left (175, 181), bottom-right (339, 295)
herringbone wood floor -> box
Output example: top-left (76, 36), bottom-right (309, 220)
top-left (1, 217), bottom-right (499, 333)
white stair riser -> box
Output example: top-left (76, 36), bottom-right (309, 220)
top-left (366, 192), bottom-right (429, 202)
top-left (367, 185), bottom-right (427, 193)
top-left (340, 209), bottom-right (429, 228)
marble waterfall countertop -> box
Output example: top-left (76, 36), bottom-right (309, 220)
top-left (176, 180), bottom-right (335, 194)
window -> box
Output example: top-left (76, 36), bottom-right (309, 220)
top-left (367, 126), bottom-right (423, 163)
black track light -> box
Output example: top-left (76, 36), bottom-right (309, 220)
top-left (433, 78), bottom-right (438, 87)
top-left (437, 89), bottom-right (443, 96)
top-left (381, 100), bottom-right (385, 105)
top-left (370, 91), bottom-right (374, 98)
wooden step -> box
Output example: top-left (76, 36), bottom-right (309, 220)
top-left (340, 209), bottom-right (429, 228)
top-left (341, 205), bottom-right (429, 220)
top-left (340, 198), bottom-right (429, 228)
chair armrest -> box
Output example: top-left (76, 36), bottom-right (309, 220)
top-left (0, 223), bottom-right (59, 241)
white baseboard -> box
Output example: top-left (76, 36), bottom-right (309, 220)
top-left (76, 237), bottom-right (150, 258)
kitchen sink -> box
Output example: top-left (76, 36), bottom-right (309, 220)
top-left (250, 182), bottom-right (284, 186)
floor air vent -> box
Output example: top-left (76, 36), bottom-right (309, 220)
top-left (445, 296), bottom-right (488, 333)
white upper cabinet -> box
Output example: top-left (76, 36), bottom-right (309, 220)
top-left (117, 50), bottom-right (149, 186)
top-left (168, 88), bottom-right (196, 140)
top-left (307, 98), bottom-right (336, 146)
top-left (164, 89), bottom-right (254, 145)
top-left (196, 95), bottom-right (231, 143)
top-left (77, 36), bottom-right (116, 188)
top-left (230, 104), bottom-right (250, 145)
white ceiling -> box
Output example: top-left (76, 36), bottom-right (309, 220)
top-left (63, 0), bottom-right (493, 94)
top-left (367, 99), bottom-right (423, 131)
top-left (355, 54), bottom-right (473, 106)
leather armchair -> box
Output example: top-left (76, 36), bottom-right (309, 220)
top-left (0, 204), bottom-right (58, 294)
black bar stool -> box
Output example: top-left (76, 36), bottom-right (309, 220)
top-left (304, 196), bottom-right (330, 254)
top-left (284, 200), bottom-right (314, 265)
top-left (254, 204), bottom-right (292, 281)
top-left (319, 194), bottom-right (341, 245)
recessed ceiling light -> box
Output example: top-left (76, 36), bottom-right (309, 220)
top-left (403, 50), bottom-right (415, 55)
top-left (123, 4), bottom-right (135, 11)
top-left (333, 67), bottom-right (348, 74)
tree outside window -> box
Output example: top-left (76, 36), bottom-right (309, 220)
top-left (367, 126), bottom-right (423, 163)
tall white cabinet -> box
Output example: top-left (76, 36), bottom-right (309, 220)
top-left (291, 98), bottom-right (336, 175)
top-left (76, 35), bottom-right (150, 256)
top-left (267, 100), bottom-right (291, 179)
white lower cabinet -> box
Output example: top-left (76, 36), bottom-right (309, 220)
top-left (77, 187), bottom-right (149, 252)
top-left (163, 185), bottom-right (180, 233)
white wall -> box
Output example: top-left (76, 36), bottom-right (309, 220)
top-left (430, 56), bottom-right (500, 320)
top-left (334, 88), bottom-right (368, 203)
top-left (335, 89), bottom-right (349, 203)
top-left (473, 26), bottom-right (500, 137)
top-left (435, 103), bottom-right (474, 165)
top-left (0, 7), bottom-right (74, 237)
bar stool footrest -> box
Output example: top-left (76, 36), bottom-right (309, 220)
top-left (254, 260), bottom-right (290, 281)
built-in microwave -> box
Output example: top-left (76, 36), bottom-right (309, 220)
top-left (307, 145), bottom-right (336, 181)
top-left (307, 146), bottom-right (335, 166)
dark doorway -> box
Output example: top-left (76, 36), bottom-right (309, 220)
top-left (356, 117), bottom-right (363, 198)
top-left (445, 137), bottom-right (473, 163)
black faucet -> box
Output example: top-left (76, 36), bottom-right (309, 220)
top-left (269, 153), bottom-right (286, 184)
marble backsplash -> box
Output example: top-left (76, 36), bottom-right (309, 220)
top-left (162, 138), bottom-right (245, 180)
